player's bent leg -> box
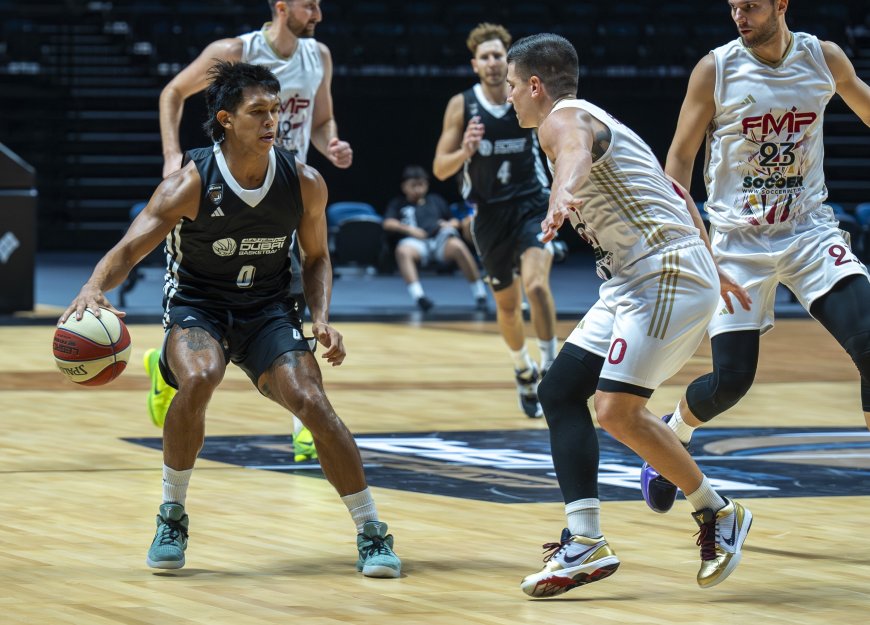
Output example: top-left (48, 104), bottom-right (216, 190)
top-left (259, 351), bottom-right (401, 576)
top-left (595, 389), bottom-right (705, 497)
top-left (259, 350), bottom-right (367, 495)
top-left (641, 330), bottom-right (760, 513)
top-left (538, 345), bottom-right (603, 503)
top-left (684, 330), bottom-right (760, 422)
top-left (147, 327), bottom-right (226, 570)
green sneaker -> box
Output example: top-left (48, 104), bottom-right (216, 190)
top-left (293, 426), bottom-right (318, 462)
top-left (144, 348), bottom-right (176, 427)
top-left (356, 521), bottom-right (401, 578)
top-left (146, 503), bottom-right (189, 569)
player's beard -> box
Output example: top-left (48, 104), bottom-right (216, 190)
top-left (740, 12), bottom-right (779, 48)
top-left (286, 14), bottom-right (316, 38)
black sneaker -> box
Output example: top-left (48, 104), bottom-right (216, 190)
top-left (515, 365), bottom-right (543, 418)
top-left (416, 296), bottom-right (434, 312)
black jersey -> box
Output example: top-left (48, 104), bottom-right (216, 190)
top-left (163, 145), bottom-right (304, 312)
top-left (461, 84), bottom-right (548, 208)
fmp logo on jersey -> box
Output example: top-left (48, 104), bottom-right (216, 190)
top-left (212, 237), bottom-right (237, 257)
top-left (125, 427), bottom-right (870, 504)
top-left (741, 110), bottom-right (817, 137)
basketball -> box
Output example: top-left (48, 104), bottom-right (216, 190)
top-left (53, 308), bottom-right (132, 386)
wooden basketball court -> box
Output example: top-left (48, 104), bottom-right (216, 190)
top-left (2, 318), bottom-right (867, 624)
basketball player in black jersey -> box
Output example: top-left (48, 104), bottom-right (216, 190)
top-left (434, 23), bottom-right (558, 419)
top-left (59, 61), bottom-right (401, 578)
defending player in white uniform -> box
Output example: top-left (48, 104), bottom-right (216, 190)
top-left (505, 33), bottom-right (753, 597)
top-left (642, 0), bottom-right (870, 515)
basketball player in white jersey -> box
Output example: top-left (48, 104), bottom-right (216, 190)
top-left (159, 0), bottom-right (350, 177)
top-left (505, 33), bottom-right (753, 596)
top-left (150, 0), bottom-right (349, 461)
top-left (641, 0), bottom-right (870, 514)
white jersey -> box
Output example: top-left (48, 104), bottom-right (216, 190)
top-left (705, 32), bottom-right (834, 230)
top-left (549, 99), bottom-right (699, 280)
top-left (239, 27), bottom-right (324, 162)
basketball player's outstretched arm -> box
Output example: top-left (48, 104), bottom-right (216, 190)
top-left (295, 162), bottom-right (346, 366)
top-left (59, 165), bottom-right (201, 323)
top-left (537, 108), bottom-right (595, 243)
top-left (158, 38), bottom-right (243, 178)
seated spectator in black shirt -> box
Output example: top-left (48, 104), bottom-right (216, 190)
top-left (383, 166), bottom-right (488, 311)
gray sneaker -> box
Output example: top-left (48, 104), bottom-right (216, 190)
top-left (356, 521), bottom-right (401, 578)
top-left (146, 502), bottom-right (189, 569)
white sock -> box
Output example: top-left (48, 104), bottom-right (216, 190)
top-left (470, 279), bottom-right (487, 299)
top-left (685, 476), bottom-right (726, 513)
top-left (341, 488), bottom-right (379, 533)
top-left (537, 337), bottom-right (558, 371)
top-left (509, 345), bottom-right (535, 372)
top-left (292, 415), bottom-right (304, 436)
top-left (668, 403), bottom-right (695, 444)
top-left (565, 498), bottom-right (602, 538)
top-left (408, 281), bottom-right (424, 301)
top-left (162, 465), bottom-right (193, 506)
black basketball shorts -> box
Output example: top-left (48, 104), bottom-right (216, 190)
top-left (159, 299), bottom-right (313, 389)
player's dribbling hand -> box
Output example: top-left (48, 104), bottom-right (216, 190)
top-left (327, 137), bottom-right (353, 169)
top-left (462, 116), bottom-right (485, 156)
top-left (59, 285), bottom-right (125, 325)
top-left (311, 321), bottom-right (346, 366)
top-left (717, 267), bottom-right (752, 314)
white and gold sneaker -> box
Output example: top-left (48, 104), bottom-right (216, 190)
top-left (520, 529), bottom-right (620, 597)
top-left (693, 498), bottom-right (752, 588)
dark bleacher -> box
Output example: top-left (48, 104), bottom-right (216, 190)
top-left (0, 0), bottom-right (867, 251)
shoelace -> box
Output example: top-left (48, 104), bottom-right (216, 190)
top-left (694, 519), bottom-right (717, 561)
top-left (541, 536), bottom-right (572, 563)
top-left (361, 535), bottom-right (390, 557)
top-left (157, 519), bottom-right (188, 546)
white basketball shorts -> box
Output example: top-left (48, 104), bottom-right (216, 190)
top-left (708, 205), bottom-right (869, 337)
top-left (565, 239), bottom-right (719, 390)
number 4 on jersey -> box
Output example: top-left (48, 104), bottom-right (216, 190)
top-left (496, 160), bottom-right (511, 185)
